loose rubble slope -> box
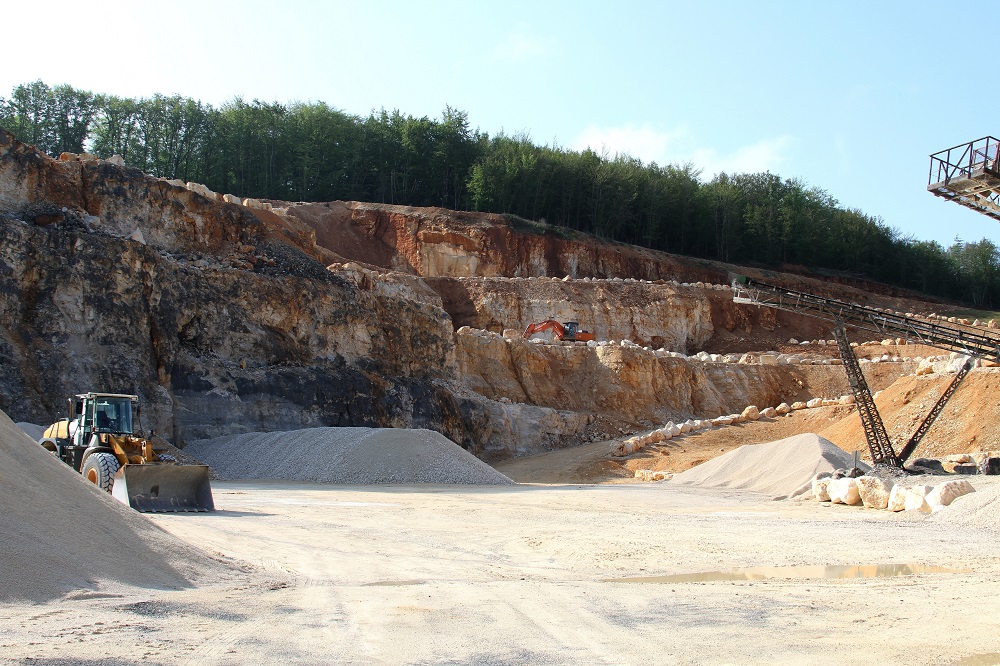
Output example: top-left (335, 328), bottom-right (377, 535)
top-left (0, 408), bottom-right (226, 602)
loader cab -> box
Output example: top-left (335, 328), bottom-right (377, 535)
top-left (74, 393), bottom-right (137, 436)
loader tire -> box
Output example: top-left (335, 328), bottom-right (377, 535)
top-left (82, 452), bottom-right (120, 493)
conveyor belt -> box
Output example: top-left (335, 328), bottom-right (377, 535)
top-left (731, 275), bottom-right (1000, 362)
top-left (731, 274), bottom-right (998, 468)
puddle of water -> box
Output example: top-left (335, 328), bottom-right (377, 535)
top-left (362, 580), bottom-right (425, 587)
top-left (953, 654), bottom-right (1000, 666)
top-left (605, 564), bottom-right (969, 584)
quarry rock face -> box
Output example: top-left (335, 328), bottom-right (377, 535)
top-left (0, 132), bottom-right (497, 453)
top-left (451, 329), bottom-right (872, 426)
top-left (290, 201), bottom-right (730, 282)
top-left (427, 276), bottom-right (713, 353)
top-left (0, 130), bottom-right (936, 461)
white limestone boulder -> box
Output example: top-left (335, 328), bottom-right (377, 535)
top-left (741, 405), bottom-right (761, 421)
top-left (828, 477), bottom-right (862, 505)
top-left (856, 476), bottom-right (893, 510)
top-left (760, 407), bottom-right (777, 418)
top-left (812, 477), bottom-right (832, 501)
top-left (775, 403), bottom-right (791, 415)
top-left (887, 485), bottom-right (907, 512)
top-left (904, 485), bottom-right (934, 513)
top-left (926, 480), bottom-right (974, 511)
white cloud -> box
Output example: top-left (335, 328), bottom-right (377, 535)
top-left (571, 123), bottom-right (688, 166)
top-left (688, 135), bottom-right (796, 178)
top-left (570, 123), bottom-right (796, 178)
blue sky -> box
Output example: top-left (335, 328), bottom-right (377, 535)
top-left (6, 0), bottom-right (1000, 248)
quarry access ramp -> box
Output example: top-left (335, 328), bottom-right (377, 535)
top-left (732, 275), bottom-right (1000, 362)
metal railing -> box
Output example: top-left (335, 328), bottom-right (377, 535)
top-left (929, 136), bottom-right (1000, 186)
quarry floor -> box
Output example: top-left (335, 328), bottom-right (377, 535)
top-left (3, 481), bottom-right (1000, 665)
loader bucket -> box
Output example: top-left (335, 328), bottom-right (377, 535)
top-left (111, 464), bottom-right (215, 512)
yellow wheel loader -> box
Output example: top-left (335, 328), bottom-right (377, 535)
top-left (39, 393), bottom-right (214, 512)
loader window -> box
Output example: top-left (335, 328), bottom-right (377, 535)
top-left (93, 398), bottom-right (133, 434)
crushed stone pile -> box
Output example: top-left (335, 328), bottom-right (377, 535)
top-left (0, 409), bottom-right (225, 603)
top-left (184, 427), bottom-right (515, 485)
top-left (931, 484), bottom-right (1000, 531)
top-left (671, 433), bottom-right (868, 498)
top-left (17, 421), bottom-right (45, 441)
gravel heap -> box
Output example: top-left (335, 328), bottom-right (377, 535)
top-left (0, 409), bottom-right (223, 602)
top-left (671, 433), bottom-right (867, 498)
top-left (17, 422), bottom-right (45, 441)
top-left (931, 484), bottom-right (1000, 531)
top-left (184, 427), bottom-right (515, 485)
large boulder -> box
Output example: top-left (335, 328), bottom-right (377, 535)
top-left (887, 485), bottom-right (907, 512)
top-left (904, 485), bottom-right (934, 513)
top-left (828, 477), bottom-right (861, 505)
top-left (856, 476), bottom-right (893, 510)
top-left (741, 405), bottom-right (761, 421)
top-left (812, 476), bottom-right (832, 501)
top-left (979, 457), bottom-right (1000, 475)
top-left (926, 480), bottom-right (975, 511)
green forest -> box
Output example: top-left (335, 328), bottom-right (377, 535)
top-left (2, 80), bottom-right (998, 308)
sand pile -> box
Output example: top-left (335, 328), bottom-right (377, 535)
top-left (671, 433), bottom-right (867, 498)
top-left (931, 484), bottom-right (1000, 531)
top-left (0, 409), bottom-right (225, 602)
top-left (184, 427), bottom-right (515, 485)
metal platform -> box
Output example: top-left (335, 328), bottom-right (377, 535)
top-left (928, 136), bottom-right (1000, 221)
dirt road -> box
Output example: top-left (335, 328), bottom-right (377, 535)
top-left (2, 481), bottom-right (999, 664)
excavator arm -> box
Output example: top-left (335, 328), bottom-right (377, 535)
top-left (523, 320), bottom-right (566, 339)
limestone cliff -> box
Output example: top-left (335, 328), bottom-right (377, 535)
top-left (0, 132), bottom-right (484, 450)
top-left (287, 200), bottom-right (944, 310)
top-left (454, 329), bottom-right (914, 430)
top-left (0, 130), bottom-right (935, 461)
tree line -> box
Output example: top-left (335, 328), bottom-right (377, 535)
top-left (2, 80), bottom-right (998, 308)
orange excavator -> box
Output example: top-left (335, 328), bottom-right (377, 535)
top-left (522, 320), bottom-right (596, 342)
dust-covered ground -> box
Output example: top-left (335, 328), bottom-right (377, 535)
top-left (3, 480), bottom-right (1000, 665)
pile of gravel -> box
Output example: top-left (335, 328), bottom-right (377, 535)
top-left (671, 433), bottom-right (867, 498)
top-left (0, 409), bottom-right (223, 602)
top-left (931, 484), bottom-right (1000, 531)
top-left (184, 427), bottom-right (515, 485)
top-left (17, 422), bottom-right (45, 441)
